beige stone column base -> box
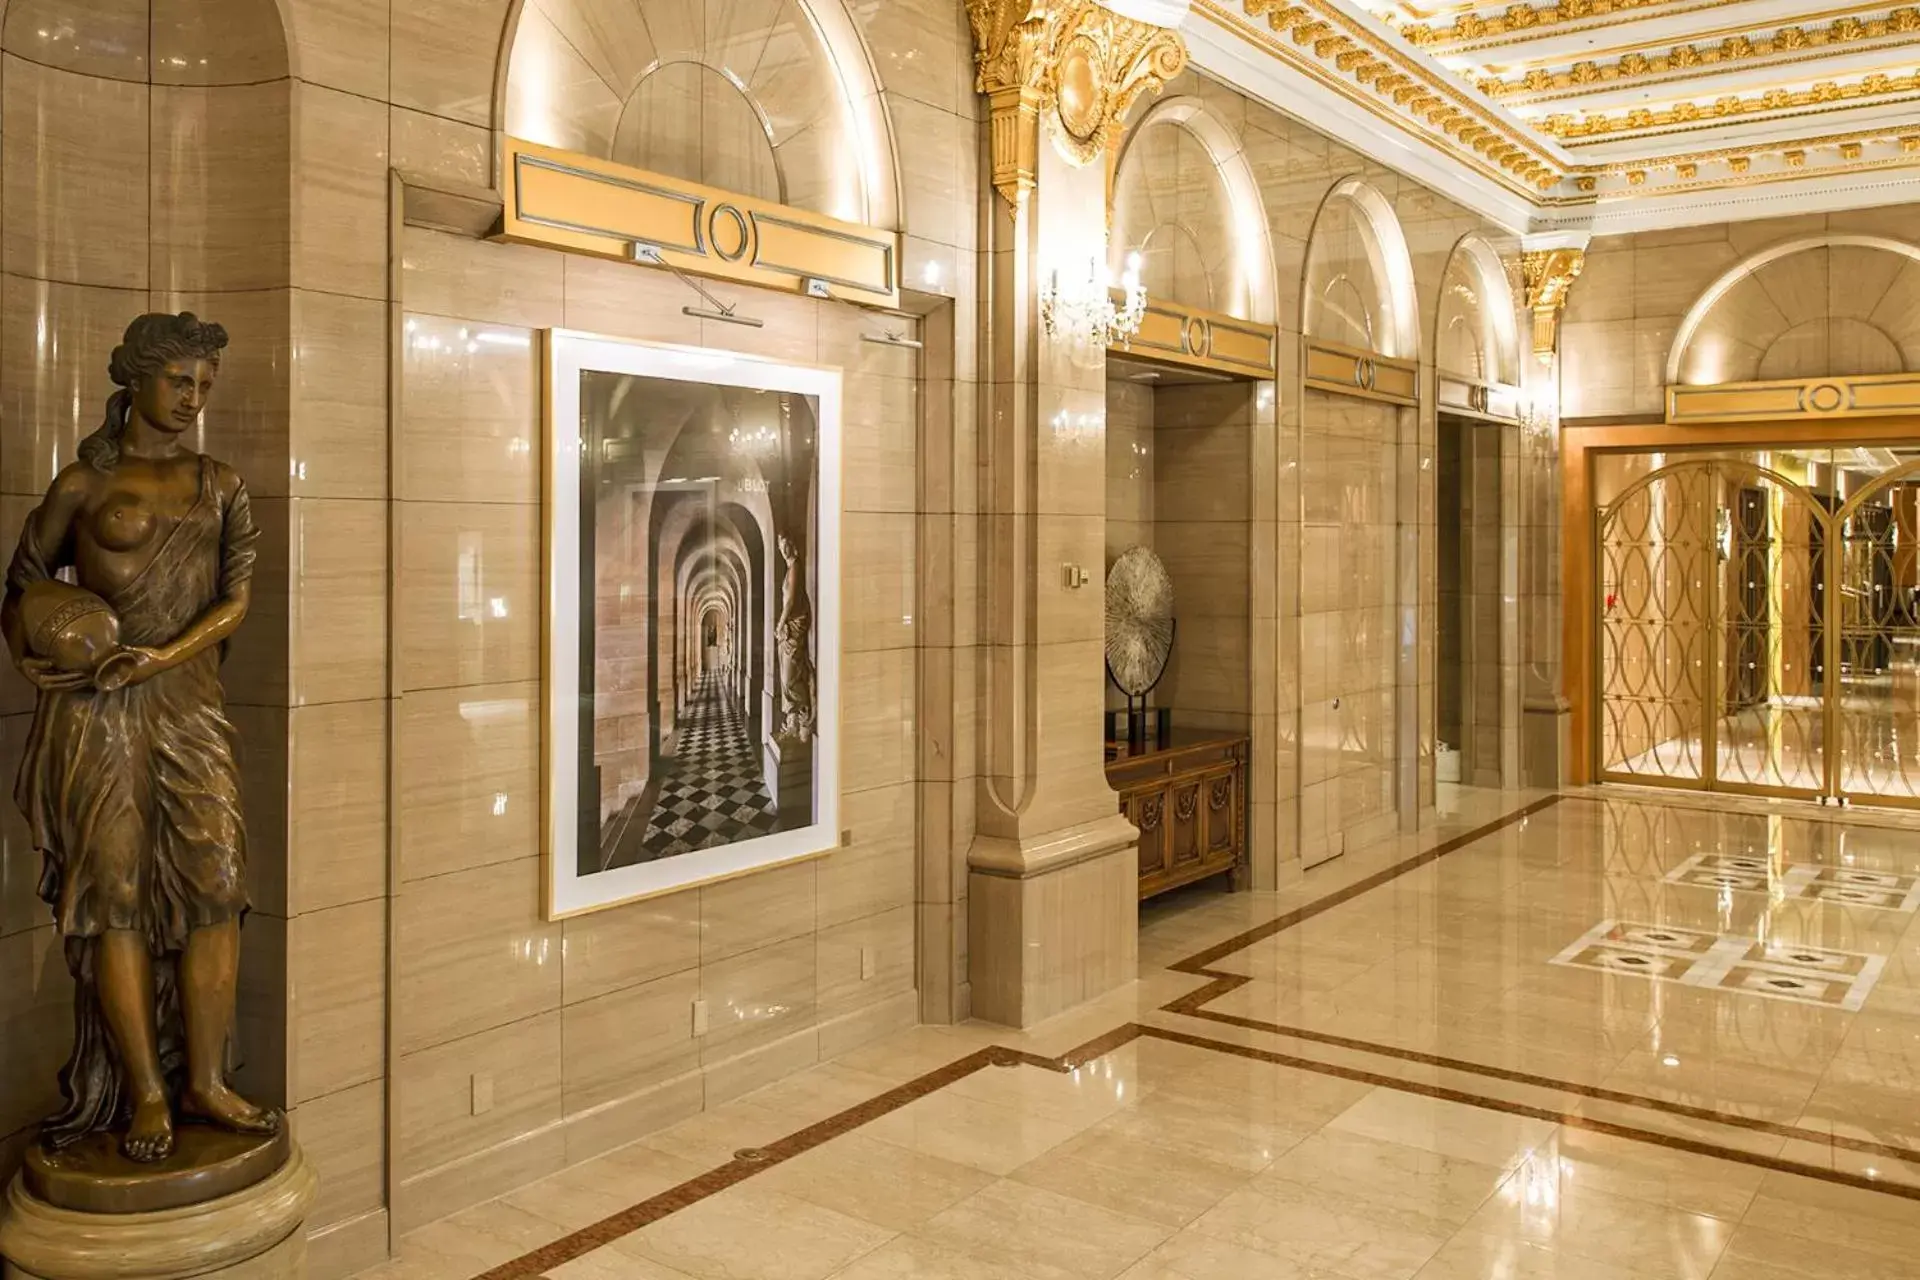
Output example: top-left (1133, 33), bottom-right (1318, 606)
top-left (0, 1143), bottom-right (318, 1280)
top-left (968, 812), bottom-right (1140, 1028)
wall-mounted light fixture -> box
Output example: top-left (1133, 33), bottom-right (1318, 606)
top-left (1040, 251), bottom-right (1148, 346)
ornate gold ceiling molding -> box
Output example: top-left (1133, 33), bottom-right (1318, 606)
top-left (1233, 0), bottom-right (1564, 189)
top-left (1404, 0), bottom-right (1744, 49)
top-left (1520, 249), bottom-right (1583, 363)
top-left (1483, 8), bottom-right (1920, 100)
top-left (968, 1), bottom-right (1188, 206)
top-left (1543, 68), bottom-right (1920, 139)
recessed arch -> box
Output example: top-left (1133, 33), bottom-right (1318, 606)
top-left (493, 0), bottom-right (901, 229)
top-left (1302, 177), bottom-right (1418, 360)
top-left (1435, 234), bottom-right (1520, 388)
top-left (1109, 96), bottom-right (1277, 324)
top-left (1665, 234), bottom-right (1920, 385)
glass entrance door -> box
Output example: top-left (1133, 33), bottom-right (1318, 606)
top-left (1595, 448), bottom-right (1920, 806)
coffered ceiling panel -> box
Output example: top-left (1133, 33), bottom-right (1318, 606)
top-left (1188, 0), bottom-right (1920, 230)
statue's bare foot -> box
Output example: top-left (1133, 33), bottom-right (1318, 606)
top-left (183, 1083), bottom-right (282, 1136)
top-left (122, 1095), bottom-right (175, 1163)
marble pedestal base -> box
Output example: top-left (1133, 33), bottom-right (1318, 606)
top-left (968, 813), bottom-right (1140, 1027)
top-left (0, 1142), bottom-right (317, 1280)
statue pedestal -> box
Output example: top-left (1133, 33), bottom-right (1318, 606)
top-left (0, 1142), bottom-right (317, 1280)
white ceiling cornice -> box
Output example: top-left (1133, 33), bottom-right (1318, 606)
top-left (1188, 0), bottom-right (1920, 233)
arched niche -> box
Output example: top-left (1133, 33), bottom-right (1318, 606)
top-left (1109, 97), bottom-right (1277, 323)
top-left (497, 0), bottom-right (901, 230)
top-left (1301, 178), bottom-right (1419, 360)
top-left (1435, 235), bottom-right (1520, 388)
top-left (1666, 236), bottom-right (1920, 385)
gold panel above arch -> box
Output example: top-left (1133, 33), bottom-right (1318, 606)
top-left (1666, 372), bottom-right (1920, 424)
top-left (497, 137), bottom-right (900, 309)
top-left (1303, 337), bottom-right (1419, 406)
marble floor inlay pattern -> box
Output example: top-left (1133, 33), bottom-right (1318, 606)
top-left (355, 787), bottom-right (1920, 1280)
top-left (1665, 850), bottom-right (1920, 913)
top-left (1550, 919), bottom-right (1890, 1011)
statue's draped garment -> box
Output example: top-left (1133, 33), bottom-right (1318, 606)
top-left (8, 454), bottom-right (258, 1147)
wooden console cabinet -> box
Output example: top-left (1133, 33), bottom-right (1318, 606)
top-left (1105, 731), bottom-right (1249, 901)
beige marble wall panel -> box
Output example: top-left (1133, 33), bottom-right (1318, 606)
top-left (402, 229), bottom-right (565, 331)
top-left (221, 493), bottom-right (291, 708)
top-left (391, 107), bottom-right (489, 188)
top-left (2, 55), bottom-right (149, 289)
top-left (292, 1078), bottom-right (385, 1230)
top-left (844, 646), bottom-right (916, 790)
top-left (151, 83), bottom-right (293, 293)
top-left (967, 845), bottom-right (1135, 1027)
top-left (282, 0), bottom-right (390, 100)
top-left (854, 0), bottom-right (969, 117)
top-left (0, 276), bottom-right (147, 496)
top-left (291, 497), bottom-right (388, 703)
top-left (401, 314), bottom-right (538, 504)
top-left (289, 698), bottom-right (387, 914)
top-left (397, 857), bottom-right (562, 1055)
top-left (698, 934), bottom-right (817, 1062)
top-left (817, 904), bottom-right (915, 1020)
top-left (289, 898), bottom-right (386, 1104)
top-left (843, 373), bottom-right (920, 516)
top-left (294, 82), bottom-right (390, 300)
top-left (151, 0), bottom-right (290, 84)
top-left (293, 289), bottom-right (388, 500)
top-left (400, 500), bottom-right (539, 691)
top-left (1, 0), bottom-right (148, 79)
top-left (561, 889), bottom-right (702, 1005)
top-left (560, 969), bottom-right (701, 1115)
top-left (558, 255), bottom-right (705, 349)
top-left (389, 0), bottom-right (509, 128)
top-left (399, 681), bottom-right (538, 882)
top-left (395, 1009), bottom-right (564, 1181)
top-left (822, 782), bottom-right (915, 929)
top-left (700, 859), bottom-right (817, 965)
top-left (845, 511), bottom-right (918, 652)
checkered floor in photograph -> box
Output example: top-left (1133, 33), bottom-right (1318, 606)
top-left (625, 674), bottom-right (784, 863)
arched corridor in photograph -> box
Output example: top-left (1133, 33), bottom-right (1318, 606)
top-left (579, 374), bottom-right (820, 872)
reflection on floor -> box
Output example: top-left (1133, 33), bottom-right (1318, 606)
top-left (359, 787), bottom-right (1920, 1280)
top-left (602, 674), bottom-right (783, 868)
top-left (1612, 694), bottom-right (1920, 799)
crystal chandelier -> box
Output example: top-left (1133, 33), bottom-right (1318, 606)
top-left (1040, 251), bottom-right (1148, 346)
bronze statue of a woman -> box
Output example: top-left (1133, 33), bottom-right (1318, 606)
top-left (2, 313), bottom-right (280, 1165)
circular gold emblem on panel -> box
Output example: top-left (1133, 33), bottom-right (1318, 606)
top-left (1807, 382), bottom-right (1845, 413)
top-left (1055, 36), bottom-right (1106, 145)
top-left (1185, 317), bottom-right (1210, 359)
top-left (709, 203), bottom-right (751, 263)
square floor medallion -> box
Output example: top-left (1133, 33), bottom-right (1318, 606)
top-left (1664, 853), bottom-right (1920, 913)
top-left (1551, 919), bottom-right (1887, 1011)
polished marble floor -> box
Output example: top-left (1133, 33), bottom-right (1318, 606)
top-left (357, 787), bottom-right (1920, 1280)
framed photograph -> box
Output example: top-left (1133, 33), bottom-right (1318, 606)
top-left (544, 331), bottom-right (841, 918)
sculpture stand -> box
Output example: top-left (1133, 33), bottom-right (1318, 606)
top-left (0, 1137), bottom-right (316, 1280)
top-left (766, 733), bottom-right (812, 818)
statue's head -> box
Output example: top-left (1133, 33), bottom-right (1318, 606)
top-left (778, 534), bottom-right (796, 560)
top-left (82, 313), bottom-right (230, 469)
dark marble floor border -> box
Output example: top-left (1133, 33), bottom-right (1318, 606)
top-left (1157, 790), bottom-right (1920, 1174)
top-left (457, 791), bottom-right (1920, 1280)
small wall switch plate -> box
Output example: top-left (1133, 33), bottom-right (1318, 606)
top-left (691, 999), bottom-right (709, 1037)
top-left (860, 946), bottom-right (876, 980)
top-left (1062, 563), bottom-right (1090, 589)
top-left (470, 1073), bottom-right (494, 1116)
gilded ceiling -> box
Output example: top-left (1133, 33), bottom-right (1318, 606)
top-left (1193, 0), bottom-right (1920, 225)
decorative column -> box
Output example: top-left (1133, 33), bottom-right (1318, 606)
top-left (964, 0), bottom-right (1185, 1026)
top-left (1519, 237), bottom-right (1587, 787)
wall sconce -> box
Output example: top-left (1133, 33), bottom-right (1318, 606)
top-left (1040, 251), bottom-right (1148, 346)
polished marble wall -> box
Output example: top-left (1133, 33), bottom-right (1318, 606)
top-left (0, 0), bottom-right (1567, 1266)
top-left (0, 0), bottom-right (978, 1276)
top-left (1561, 205), bottom-right (1920, 419)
